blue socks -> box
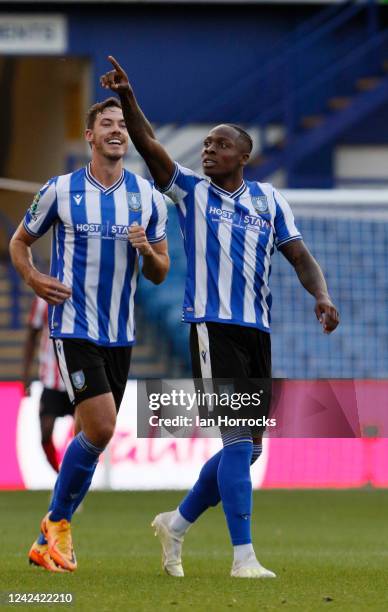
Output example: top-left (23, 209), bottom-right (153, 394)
top-left (37, 533), bottom-right (48, 545)
top-left (48, 432), bottom-right (102, 522)
top-left (179, 450), bottom-right (223, 522)
top-left (179, 442), bottom-right (262, 545)
top-left (217, 441), bottom-right (253, 545)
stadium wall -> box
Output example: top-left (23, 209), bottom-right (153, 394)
top-left (1, 3), bottom-right (384, 133)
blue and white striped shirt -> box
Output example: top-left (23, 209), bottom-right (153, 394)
top-left (24, 164), bottom-right (167, 346)
top-left (160, 163), bottom-right (302, 333)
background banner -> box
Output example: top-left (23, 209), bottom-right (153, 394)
top-left (2, 380), bottom-right (388, 490)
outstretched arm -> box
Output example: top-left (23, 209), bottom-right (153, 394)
top-left (100, 56), bottom-right (175, 189)
top-left (280, 240), bottom-right (339, 334)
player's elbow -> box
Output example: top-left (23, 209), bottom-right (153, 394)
top-left (9, 225), bottom-right (32, 258)
top-left (145, 267), bottom-right (168, 285)
top-left (143, 259), bottom-right (169, 285)
top-left (9, 232), bottom-right (20, 263)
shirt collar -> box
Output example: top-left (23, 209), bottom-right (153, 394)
top-left (85, 163), bottom-right (125, 195)
top-left (210, 180), bottom-right (247, 200)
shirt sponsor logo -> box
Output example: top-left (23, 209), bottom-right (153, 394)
top-left (75, 223), bottom-right (137, 241)
top-left (243, 215), bottom-right (271, 230)
top-left (208, 206), bottom-right (239, 222)
top-left (76, 223), bottom-right (102, 234)
top-left (208, 205), bottom-right (270, 232)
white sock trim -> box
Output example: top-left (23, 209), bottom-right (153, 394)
top-left (233, 543), bottom-right (255, 564)
top-left (169, 508), bottom-right (192, 537)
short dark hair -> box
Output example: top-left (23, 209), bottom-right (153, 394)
top-left (86, 97), bottom-right (122, 130)
top-left (225, 124), bottom-right (253, 154)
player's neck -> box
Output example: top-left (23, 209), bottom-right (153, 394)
top-left (210, 174), bottom-right (244, 194)
top-left (89, 157), bottom-right (123, 189)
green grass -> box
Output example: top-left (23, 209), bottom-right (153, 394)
top-left (0, 490), bottom-right (388, 611)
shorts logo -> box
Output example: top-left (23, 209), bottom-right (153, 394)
top-left (201, 350), bottom-right (207, 364)
top-left (252, 195), bottom-right (269, 214)
top-left (71, 370), bottom-right (86, 391)
top-left (127, 192), bottom-right (142, 211)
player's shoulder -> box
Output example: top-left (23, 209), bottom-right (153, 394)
top-left (49, 167), bottom-right (86, 193)
top-left (30, 176), bottom-right (61, 211)
top-left (35, 175), bottom-right (59, 195)
top-left (123, 168), bottom-right (153, 193)
top-left (245, 180), bottom-right (290, 217)
top-left (174, 162), bottom-right (205, 183)
top-left (245, 180), bottom-right (290, 206)
top-left (123, 170), bottom-right (167, 214)
top-left (245, 179), bottom-right (275, 196)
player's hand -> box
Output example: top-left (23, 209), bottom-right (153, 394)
top-left (314, 296), bottom-right (339, 334)
top-left (100, 56), bottom-right (132, 94)
top-left (128, 224), bottom-right (153, 256)
top-left (27, 269), bottom-right (72, 306)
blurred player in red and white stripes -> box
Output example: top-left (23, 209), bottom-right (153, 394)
top-left (22, 296), bottom-right (75, 473)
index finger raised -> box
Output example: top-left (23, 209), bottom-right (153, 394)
top-left (108, 55), bottom-right (124, 73)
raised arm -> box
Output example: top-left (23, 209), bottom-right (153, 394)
top-left (9, 224), bottom-right (72, 305)
top-left (280, 240), bottom-right (339, 334)
top-left (100, 56), bottom-right (175, 189)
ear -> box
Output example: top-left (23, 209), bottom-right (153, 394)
top-left (85, 129), bottom-right (93, 145)
top-left (240, 153), bottom-right (250, 167)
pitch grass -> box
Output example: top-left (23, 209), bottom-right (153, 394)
top-left (0, 490), bottom-right (388, 611)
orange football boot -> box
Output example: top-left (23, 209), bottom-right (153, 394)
top-left (28, 539), bottom-right (67, 572)
top-left (41, 514), bottom-right (77, 572)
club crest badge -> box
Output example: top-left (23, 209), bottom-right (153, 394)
top-left (127, 192), bottom-right (142, 211)
top-left (252, 195), bottom-right (269, 214)
top-left (71, 370), bottom-right (86, 391)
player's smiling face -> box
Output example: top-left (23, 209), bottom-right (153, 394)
top-left (86, 107), bottom-right (129, 161)
top-left (201, 125), bottom-right (250, 180)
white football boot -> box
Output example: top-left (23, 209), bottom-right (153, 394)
top-left (151, 511), bottom-right (184, 577)
top-left (231, 554), bottom-right (276, 579)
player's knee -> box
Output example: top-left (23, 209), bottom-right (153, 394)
top-left (86, 422), bottom-right (115, 448)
